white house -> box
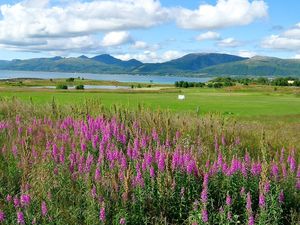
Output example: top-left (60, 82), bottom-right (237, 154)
top-left (178, 95), bottom-right (185, 100)
top-left (288, 80), bottom-right (295, 84)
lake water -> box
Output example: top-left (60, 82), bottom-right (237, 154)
top-left (0, 70), bottom-right (211, 84)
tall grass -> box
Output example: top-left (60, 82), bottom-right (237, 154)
top-left (0, 98), bottom-right (299, 224)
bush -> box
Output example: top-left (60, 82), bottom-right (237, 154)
top-left (175, 81), bottom-right (205, 88)
top-left (75, 85), bottom-right (84, 90)
top-left (213, 82), bottom-right (223, 88)
top-left (56, 84), bottom-right (68, 90)
top-left (66, 78), bottom-right (75, 82)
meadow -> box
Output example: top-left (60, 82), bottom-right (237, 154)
top-left (0, 82), bottom-right (299, 224)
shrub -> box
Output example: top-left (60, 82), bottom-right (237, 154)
top-left (56, 84), bottom-right (68, 90)
top-left (75, 85), bottom-right (84, 90)
top-left (66, 77), bottom-right (75, 82)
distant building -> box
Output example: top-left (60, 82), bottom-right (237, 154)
top-left (288, 80), bottom-right (295, 84)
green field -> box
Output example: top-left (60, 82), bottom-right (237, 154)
top-left (1, 85), bottom-right (300, 122)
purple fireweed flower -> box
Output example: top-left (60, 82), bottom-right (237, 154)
top-left (244, 152), bottom-right (251, 167)
top-left (226, 194), bottom-right (232, 206)
top-left (52, 144), bottom-right (58, 162)
top-left (271, 163), bottom-right (279, 179)
top-left (282, 164), bottom-right (287, 178)
top-left (59, 147), bottom-right (65, 164)
top-left (210, 161), bottom-right (218, 175)
top-left (217, 152), bottom-right (223, 169)
top-left (0, 211), bottom-right (5, 222)
top-left (95, 168), bottom-right (101, 181)
top-left (171, 151), bottom-right (180, 170)
top-left (264, 181), bottom-right (271, 193)
top-left (6, 194), bottom-right (12, 202)
top-left (158, 152), bottom-right (165, 172)
top-left (205, 160), bottom-right (210, 169)
top-left (288, 156), bottom-right (296, 173)
top-left (251, 162), bottom-right (262, 176)
top-left (99, 207), bottom-right (105, 222)
top-left (201, 188), bottom-right (208, 204)
top-left (186, 160), bottom-right (197, 175)
top-left (201, 208), bottom-right (208, 223)
top-left (91, 185), bottom-right (97, 199)
top-left (80, 142), bottom-right (87, 153)
top-left (241, 162), bottom-right (247, 177)
top-left (149, 166), bottom-right (155, 178)
top-left (85, 154), bottom-right (94, 174)
top-left (248, 215), bottom-right (254, 225)
top-left (222, 163), bottom-right (228, 175)
top-left (17, 211), bottom-right (25, 224)
top-left (246, 192), bottom-right (252, 212)
top-left (41, 201), bottom-right (47, 216)
top-left (119, 218), bottom-right (126, 224)
top-left (142, 160), bottom-right (147, 171)
top-left (203, 173), bottom-right (209, 186)
top-left (20, 194), bottom-right (31, 207)
top-left (240, 187), bottom-right (245, 196)
top-left (53, 167), bottom-right (59, 175)
top-left (132, 138), bottom-right (140, 159)
top-left (259, 193), bottom-right (265, 208)
top-left (152, 129), bottom-right (158, 141)
top-left (14, 196), bottom-right (20, 208)
top-left (279, 190), bottom-right (284, 203)
top-left (120, 155), bottom-right (127, 170)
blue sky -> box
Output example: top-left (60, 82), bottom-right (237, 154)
top-left (0, 0), bottom-right (299, 62)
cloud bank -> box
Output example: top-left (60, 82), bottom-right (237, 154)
top-left (0, 0), bottom-right (268, 57)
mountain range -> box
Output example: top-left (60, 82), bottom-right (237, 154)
top-left (0, 53), bottom-right (300, 77)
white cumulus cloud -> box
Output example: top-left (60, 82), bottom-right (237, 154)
top-left (0, 0), bottom-right (170, 52)
top-left (217, 38), bottom-right (241, 47)
top-left (115, 50), bottom-right (184, 63)
top-left (101, 31), bottom-right (132, 47)
top-left (262, 23), bottom-right (300, 51)
top-left (237, 50), bottom-right (256, 58)
top-left (196, 31), bottom-right (220, 41)
top-left (176, 0), bottom-right (268, 30)
top-left (294, 54), bottom-right (300, 59)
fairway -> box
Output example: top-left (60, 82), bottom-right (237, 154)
top-left (1, 87), bottom-right (300, 121)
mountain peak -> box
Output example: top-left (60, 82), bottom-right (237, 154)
top-left (92, 54), bottom-right (142, 68)
top-left (78, 55), bottom-right (89, 59)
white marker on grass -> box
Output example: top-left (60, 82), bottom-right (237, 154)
top-left (178, 95), bottom-right (185, 100)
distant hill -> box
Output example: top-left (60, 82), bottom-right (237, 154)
top-left (0, 53), bottom-right (300, 77)
top-left (91, 54), bottom-right (143, 69)
top-left (199, 56), bottom-right (300, 76)
top-left (133, 53), bottom-right (247, 74)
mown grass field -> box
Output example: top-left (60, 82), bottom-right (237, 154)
top-left (0, 85), bottom-right (300, 122)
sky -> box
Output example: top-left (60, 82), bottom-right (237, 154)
top-left (0, 0), bottom-right (299, 62)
